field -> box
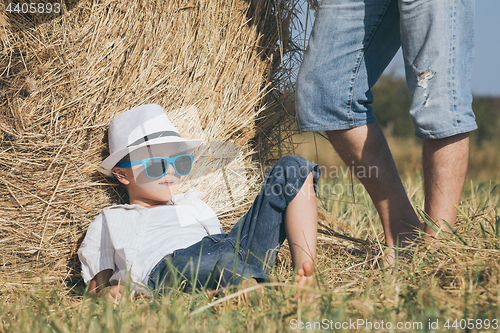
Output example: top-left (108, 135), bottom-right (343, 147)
top-left (1, 156), bottom-right (499, 332)
top-left (1, 0), bottom-right (499, 331)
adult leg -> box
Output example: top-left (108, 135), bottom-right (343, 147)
top-left (327, 124), bottom-right (423, 250)
top-left (423, 133), bottom-right (469, 239)
top-left (296, 0), bottom-right (421, 260)
top-left (399, 0), bottom-right (476, 240)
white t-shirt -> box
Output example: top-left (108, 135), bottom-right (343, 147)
top-left (78, 189), bottom-right (224, 292)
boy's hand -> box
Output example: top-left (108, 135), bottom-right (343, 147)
top-left (104, 285), bottom-right (135, 305)
top-left (104, 285), bottom-right (124, 305)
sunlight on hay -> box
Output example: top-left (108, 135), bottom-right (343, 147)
top-left (170, 106), bottom-right (256, 215)
top-left (0, 0), bottom-right (280, 289)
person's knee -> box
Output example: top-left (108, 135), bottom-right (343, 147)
top-left (271, 156), bottom-right (321, 187)
top-left (274, 156), bottom-right (310, 178)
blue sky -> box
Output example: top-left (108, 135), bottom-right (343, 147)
top-left (385, 0), bottom-right (500, 97)
top-left (296, 1), bottom-right (500, 97)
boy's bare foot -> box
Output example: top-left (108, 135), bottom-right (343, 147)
top-left (294, 261), bottom-right (316, 301)
top-left (295, 261), bottom-right (315, 289)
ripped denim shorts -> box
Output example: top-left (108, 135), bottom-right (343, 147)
top-left (295, 0), bottom-right (477, 139)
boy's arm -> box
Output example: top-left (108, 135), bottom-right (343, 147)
top-left (88, 269), bottom-right (113, 296)
top-left (79, 212), bottom-right (116, 294)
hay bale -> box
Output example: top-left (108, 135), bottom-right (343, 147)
top-left (0, 0), bottom-right (281, 290)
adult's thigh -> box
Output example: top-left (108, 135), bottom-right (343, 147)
top-left (296, 0), bottom-right (401, 132)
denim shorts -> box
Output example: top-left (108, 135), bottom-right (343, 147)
top-left (295, 0), bottom-right (477, 139)
top-left (147, 156), bottom-right (320, 293)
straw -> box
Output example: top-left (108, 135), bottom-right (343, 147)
top-left (0, 0), bottom-right (286, 289)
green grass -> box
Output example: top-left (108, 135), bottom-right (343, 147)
top-left (1, 174), bottom-right (499, 332)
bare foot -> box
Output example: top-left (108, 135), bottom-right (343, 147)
top-left (383, 237), bottom-right (419, 269)
top-left (383, 228), bottom-right (421, 268)
top-left (294, 261), bottom-right (316, 301)
top-left (241, 278), bottom-right (263, 291)
top-left (295, 261), bottom-right (314, 288)
top-left (236, 278), bottom-right (264, 301)
top-left (383, 248), bottom-right (397, 268)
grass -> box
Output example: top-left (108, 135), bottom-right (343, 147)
top-left (2, 0), bottom-right (498, 330)
top-left (1, 171), bottom-right (499, 332)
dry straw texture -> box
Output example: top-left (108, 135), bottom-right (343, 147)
top-left (0, 0), bottom-right (284, 291)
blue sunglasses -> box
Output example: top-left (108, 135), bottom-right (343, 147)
top-left (116, 154), bottom-right (194, 178)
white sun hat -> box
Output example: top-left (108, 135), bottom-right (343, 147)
top-left (97, 104), bottom-right (202, 177)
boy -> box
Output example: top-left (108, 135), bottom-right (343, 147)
top-left (78, 104), bottom-right (320, 303)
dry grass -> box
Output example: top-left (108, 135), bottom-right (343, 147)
top-left (0, 173), bottom-right (498, 332)
top-left (1, 1), bottom-right (499, 331)
top-left (0, 0), bottom-right (285, 291)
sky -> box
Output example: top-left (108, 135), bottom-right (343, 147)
top-left (296, 0), bottom-right (500, 97)
top-left (386, 0), bottom-right (500, 97)
top-left (469, 0), bottom-right (500, 96)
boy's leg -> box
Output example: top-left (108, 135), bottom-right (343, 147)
top-left (284, 172), bottom-right (317, 277)
top-left (226, 156), bottom-right (321, 281)
top-left (148, 156), bottom-right (321, 292)
top-left (148, 234), bottom-right (239, 292)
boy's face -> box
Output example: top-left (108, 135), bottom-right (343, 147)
top-left (112, 145), bottom-right (188, 208)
